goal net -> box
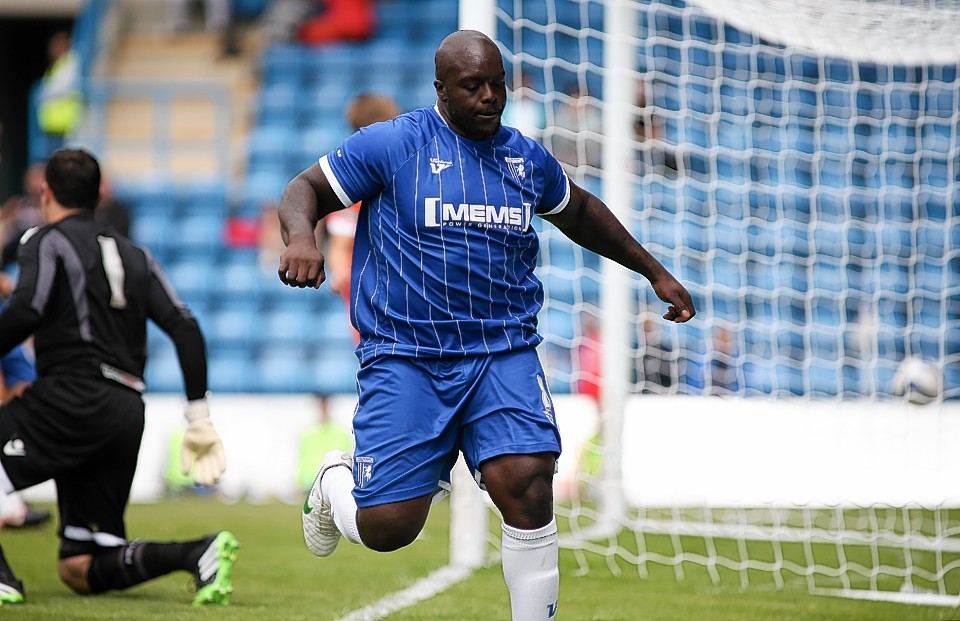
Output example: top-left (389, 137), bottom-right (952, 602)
top-left (461, 0), bottom-right (960, 605)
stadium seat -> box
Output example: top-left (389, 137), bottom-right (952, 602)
top-left (208, 347), bottom-right (254, 392)
top-left (177, 180), bottom-right (227, 216)
top-left (175, 213), bottom-right (225, 254)
top-left (207, 307), bottom-right (259, 349)
top-left (145, 340), bottom-right (184, 393)
top-left (307, 349), bottom-right (359, 394)
top-left (253, 345), bottom-right (313, 393)
top-left (256, 83), bottom-right (298, 128)
top-left (260, 44), bottom-right (305, 88)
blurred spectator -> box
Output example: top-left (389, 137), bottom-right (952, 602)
top-left (0, 338), bottom-right (52, 529)
top-left (259, 0), bottom-right (374, 45)
top-left (636, 316), bottom-right (674, 394)
top-left (36, 32), bottom-right (83, 155)
top-left (325, 93), bottom-right (400, 341)
top-left (1, 162), bottom-right (45, 271)
top-left (95, 175), bottom-right (132, 237)
top-left (503, 73), bottom-right (545, 142)
top-left (575, 311), bottom-right (601, 403)
top-left (296, 395), bottom-right (352, 492)
top-left (168, 0), bottom-right (241, 56)
top-left (633, 74), bottom-right (677, 176)
top-left (709, 326), bottom-right (740, 395)
top-left (550, 82), bottom-right (602, 170)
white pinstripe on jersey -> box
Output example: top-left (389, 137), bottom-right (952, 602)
top-left (323, 106), bottom-right (570, 362)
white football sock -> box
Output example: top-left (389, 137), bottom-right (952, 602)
top-left (0, 492), bottom-right (27, 526)
top-left (501, 518), bottom-right (560, 620)
top-left (321, 465), bottom-right (363, 545)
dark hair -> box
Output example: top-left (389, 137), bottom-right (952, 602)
top-left (45, 148), bottom-right (101, 210)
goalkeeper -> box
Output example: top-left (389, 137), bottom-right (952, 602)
top-left (280, 30), bottom-right (695, 621)
top-left (0, 149), bottom-right (238, 607)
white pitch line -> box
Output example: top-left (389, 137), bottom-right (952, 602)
top-left (335, 564), bottom-right (474, 621)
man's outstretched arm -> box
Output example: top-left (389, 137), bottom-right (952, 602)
top-left (543, 181), bottom-right (696, 323)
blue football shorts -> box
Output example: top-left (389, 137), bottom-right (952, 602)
top-left (351, 346), bottom-right (562, 508)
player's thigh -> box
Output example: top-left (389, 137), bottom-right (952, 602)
top-left (460, 347), bottom-right (562, 477)
top-left (57, 394), bottom-right (144, 558)
top-left (0, 397), bottom-right (83, 492)
top-left (353, 356), bottom-right (462, 509)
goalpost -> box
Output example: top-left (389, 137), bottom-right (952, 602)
top-left (458, 0), bottom-right (960, 606)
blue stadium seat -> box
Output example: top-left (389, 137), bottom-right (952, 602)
top-left (248, 126), bottom-right (297, 175)
top-left (207, 307), bottom-right (259, 348)
top-left (120, 182), bottom-right (176, 218)
top-left (131, 212), bottom-right (173, 254)
top-left (542, 271), bottom-right (579, 306)
top-left (145, 339), bottom-right (183, 393)
top-left (175, 213), bottom-right (224, 254)
top-left (711, 257), bottom-right (742, 290)
top-left (312, 350), bottom-right (360, 395)
top-left (241, 171), bottom-right (289, 216)
top-left (746, 260), bottom-right (775, 291)
top-left (177, 180), bottom-right (227, 216)
top-left (812, 224), bottom-right (845, 258)
top-left (260, 44), bottom-right (305, 87)
top-left (208, 347), bottom-right (254, 392)
top-left (253, 346), bottom-right (313, 393)
top-left (256, 83), bottom-right (298, 128)
top-left (540, 307), bottom-right (577, 344)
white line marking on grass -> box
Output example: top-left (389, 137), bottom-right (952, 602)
top-left (335, 564), bottom-right (474, 621)
top-left (815, 588), bottom-right (960, 607)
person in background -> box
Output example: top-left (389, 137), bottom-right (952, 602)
top-left (324, 92), bottom-right (401, 343)
top-left (1, 162), bottom-right (45, 272)
top-left (259, 0), bottom-right (374, 46)
top-left (168, 0), bottom-right (241, 56)
top-left (636, 316), bottom-right (674, 394)
top-left (36, 32), bottom-right (83, 155)
top-left (95, 175), bottom-right (132, 238)
top-left (0, 148), bottom-right (237, 606)
top-left (550, 81), bottom-right (602, 170)
top-left (279, 31), bottom-right (695, 621)
top-left (0, 341), bottom-right (51, 530)
top-left (502, 72), bottom-right (545, 142)
top-left (296, 394), bottom-right (353, 493)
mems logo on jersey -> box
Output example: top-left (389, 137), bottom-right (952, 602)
top-left (423, 198), bottom-right (531, 231)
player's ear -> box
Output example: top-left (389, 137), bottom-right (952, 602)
top-left (434, 79), bottom-right (447, 101)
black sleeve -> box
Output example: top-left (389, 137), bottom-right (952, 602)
top-left (145, 254), bottom-right (208, 401)
top-left (0, 300), bottom-right (40, 358)
top-left (0, 230), bottom-right (45, 357)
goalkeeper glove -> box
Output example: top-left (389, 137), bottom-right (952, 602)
top-left (181, 396), bottom-right (226, 486)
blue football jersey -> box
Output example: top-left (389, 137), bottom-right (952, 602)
top-left (320, 105), bottom-right (571, 361)
top-left (1, 343), bottom-right (36, 387)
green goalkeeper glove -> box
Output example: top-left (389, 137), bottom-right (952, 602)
top-left (181, 397), bottom-right (226, 486)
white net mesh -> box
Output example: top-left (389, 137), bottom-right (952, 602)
top-left (488, 0), bottom-right (960, 604)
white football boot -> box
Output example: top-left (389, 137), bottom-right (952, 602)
top-left (302, 450), bottom-right (353, 557)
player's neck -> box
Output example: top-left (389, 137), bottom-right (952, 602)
top-left (43, 205), bottom-right (88, 224)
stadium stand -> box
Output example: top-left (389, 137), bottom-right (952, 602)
top-left (60, 0), bottom-right (957, 399)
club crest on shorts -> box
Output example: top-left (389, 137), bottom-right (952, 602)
top-left (505, 157), bottom-right (526, 182)
top-left (355, 456), bottom-right (375, 488)
top-left (536, 375), bottom-right (555, 425)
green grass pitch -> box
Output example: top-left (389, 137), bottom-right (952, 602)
top-left (1, 497), bottom-right (957, 620)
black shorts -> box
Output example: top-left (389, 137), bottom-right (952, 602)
top-left (0, 375), bottom-right (144, 558)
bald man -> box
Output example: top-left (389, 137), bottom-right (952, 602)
top-left (281, 30), bottom-right (695, 620)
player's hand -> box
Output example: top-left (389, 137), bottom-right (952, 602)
top-left (181, 397), bottom-right (226, 486)
top-left (651, 274), bottom-right (696, 323)
top-left (278, 236), bottom-right (325, 288)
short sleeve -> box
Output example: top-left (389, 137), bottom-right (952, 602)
top-left (533, 144), bottom-right (571, 216)
top-left (321, 121), bottom-right (399, 207)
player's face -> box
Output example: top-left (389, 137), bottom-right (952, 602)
top-left (435, 46), bottom-right (506, 141)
